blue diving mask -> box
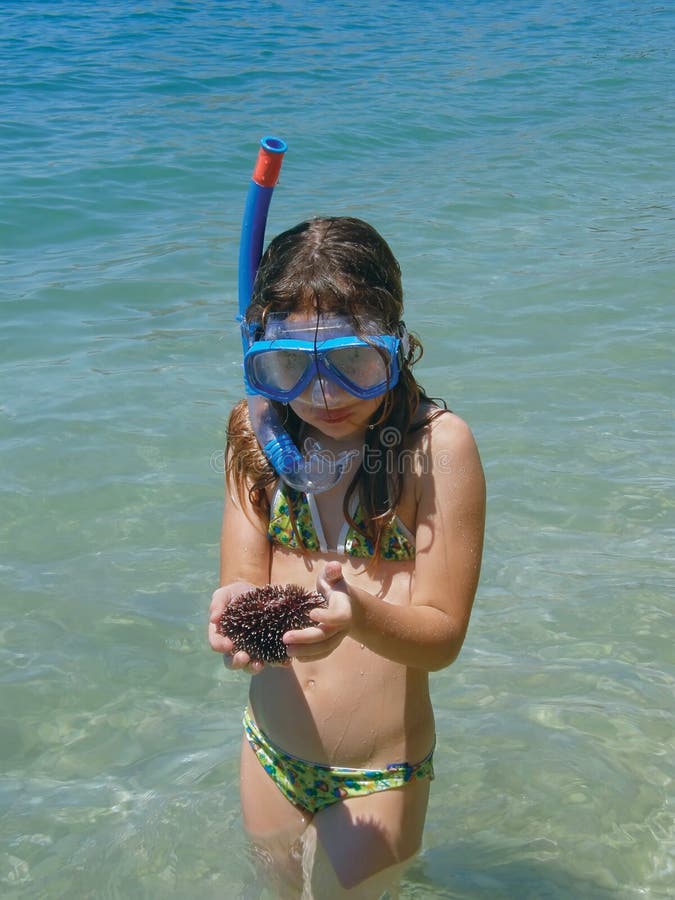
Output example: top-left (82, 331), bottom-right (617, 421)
top-left (243, 315), bottom-right (408, 403)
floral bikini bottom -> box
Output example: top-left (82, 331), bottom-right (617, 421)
top-left (243, 707), bottom-right (435, 814)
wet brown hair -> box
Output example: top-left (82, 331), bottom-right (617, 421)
top-left (226, 216), bottom-right (442, 557)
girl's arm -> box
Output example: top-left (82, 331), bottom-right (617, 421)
top-left (286, 412), bottom-right (486, 671)
top-left (208, 474), bottom-right (272, 668)
top-left (218, 483), bottom-right (271, 588)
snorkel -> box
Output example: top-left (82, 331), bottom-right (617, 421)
top-left (238, 137), bottom-right (352, 493)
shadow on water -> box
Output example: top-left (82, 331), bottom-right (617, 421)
top-left (402, 842), bottom-right (633, 900)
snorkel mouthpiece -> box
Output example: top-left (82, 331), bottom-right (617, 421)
top-left (238, 137), bottom-right (350, 494)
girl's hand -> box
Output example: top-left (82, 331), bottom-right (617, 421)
top-left (208, 582), bottom-right (266, 675)
top-left (283, 562), bottom-right (352, 661)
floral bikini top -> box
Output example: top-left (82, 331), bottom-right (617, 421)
top-left (268, 483), bottom-right (416, 561)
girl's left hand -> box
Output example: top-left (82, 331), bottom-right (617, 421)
top-left (283, 561), bottom-right (352, 661)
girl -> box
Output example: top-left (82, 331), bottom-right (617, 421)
top-left (209, 216), bottom-right (485, 898)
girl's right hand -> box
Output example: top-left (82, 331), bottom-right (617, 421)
top-left (208, 582), bottom-right (266, 675)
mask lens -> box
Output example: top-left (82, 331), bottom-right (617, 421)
top-left (326, 345), bottom-right (389, 390)
top-left (250, 349), bottom-right (309, 395)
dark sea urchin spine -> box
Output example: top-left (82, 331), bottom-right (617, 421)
top-left (218, 583), bottom-right (327, 663)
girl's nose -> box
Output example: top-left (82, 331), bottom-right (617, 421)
top-left (310, 375), bottom-right (346, 406)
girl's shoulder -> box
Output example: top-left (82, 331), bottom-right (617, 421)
top-left (406, 402), bottom-right (481, 480)
top-left (409, 400), bottom-right (472, 443)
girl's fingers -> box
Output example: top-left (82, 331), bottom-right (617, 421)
top-left (308, 603), bottom-right (345, 626)
top-left (247, 661), bottom-right (265, 674)
top-left (285, 632), bottom-right (343, 660)
top-left (283, 625), bottom-right (327, 645)
top-left (323, 560), bottom-right (343, 583)
top-left (209, 623), bottom-right (233, 652)
top-left (222, 648), bottom-right (266, 674)
top-left (317, 561), bottom-right (345, 596)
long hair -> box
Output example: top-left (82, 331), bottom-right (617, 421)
top-left (226, 216), bottom-right (441, 555)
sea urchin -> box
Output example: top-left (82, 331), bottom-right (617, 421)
top-left (218, 583), bottom-right (327, 663)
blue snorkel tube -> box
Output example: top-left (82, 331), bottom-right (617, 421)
top-left (238, 137), bottom-right (351, 494)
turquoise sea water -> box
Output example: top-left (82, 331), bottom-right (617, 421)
top-left (1, 1), bottom-right (673, 896)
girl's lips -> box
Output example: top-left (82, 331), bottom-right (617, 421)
top-left (314, 408), bottom-right (352, 423)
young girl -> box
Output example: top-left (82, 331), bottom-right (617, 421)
top-left (209, 216), bottom-right (485, 898)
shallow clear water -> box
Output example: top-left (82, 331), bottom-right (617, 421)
top-left (1, 1), bottom-right (673, 897)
